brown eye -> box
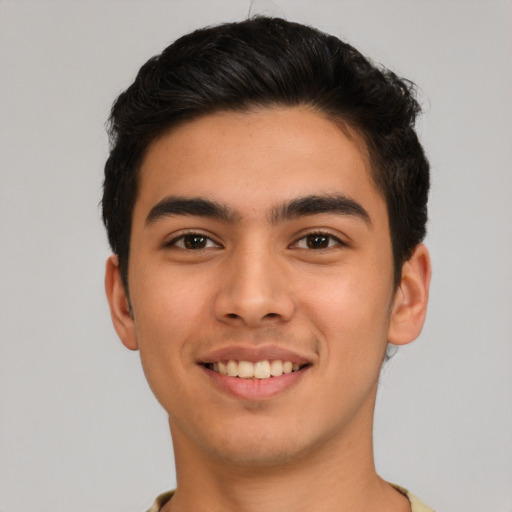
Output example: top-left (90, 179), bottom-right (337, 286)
top-left (306, 234), bottom-right (330, 249)
top-left (168, 233), bottom-right (219, 250)
top-left (293, 232), bottom-right (343, 250)
top-left (183, 234), bottom-right (208, 249)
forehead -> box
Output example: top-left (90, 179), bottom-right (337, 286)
top-left (134, 106), bottom-right (384, 222)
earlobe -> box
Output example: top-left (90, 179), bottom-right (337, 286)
top-left (104, 255), bottom-right (139, 351)
top-left (388, 244), bottom-right (431, 346)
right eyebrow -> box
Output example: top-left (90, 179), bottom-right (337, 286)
top-left (145, 196), bottom-right (238, 225)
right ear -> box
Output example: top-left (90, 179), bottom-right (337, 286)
top-left (104, 255), bottom-right (138, 351)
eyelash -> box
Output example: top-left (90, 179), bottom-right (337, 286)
top-left (291, 232), bottom-right (345, 250)
top-left (165, 232), bottom-right (221, 250)
top-left (165, 231), bottom-right (345, 251)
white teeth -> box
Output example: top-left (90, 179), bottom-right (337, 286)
top-left (238, 360), bottom-right (254, 378)
top-left (254, 360), bottom-right (271, 379)
top-left (270, 360), bottom-right (283, 377)
top-left (210, 359), bottom-right (302, 379)
top-left (226, 360), bottom-right (238, 377)
top-left (218, 361), bottom-right (227, 375)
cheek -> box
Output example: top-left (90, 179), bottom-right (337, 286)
top-left (129, 266), bottom-right (213, 397)
top-left (297, 264), bottom-right (393, 356)
top-left (132, 263), bottom-right (212, 339)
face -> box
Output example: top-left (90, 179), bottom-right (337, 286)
top-left (106, 107), bottom-right (430, 468)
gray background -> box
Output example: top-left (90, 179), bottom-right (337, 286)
top-left (1, 1), bottom-right (511, 511)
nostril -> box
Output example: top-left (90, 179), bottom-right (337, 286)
top-left (227, 313), bottom-right (239, 319)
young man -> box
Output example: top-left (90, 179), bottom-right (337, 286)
top-left (103, 17), bottom-right (432, 512)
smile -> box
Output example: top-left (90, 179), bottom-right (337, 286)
top-left (205, 360), bottom-right (305, 379)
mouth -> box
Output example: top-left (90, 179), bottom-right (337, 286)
top-left (203, 359), bottom-right (308, 380)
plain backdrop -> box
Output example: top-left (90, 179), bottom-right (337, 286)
top-left (0, 1), bottom-right (511, 511)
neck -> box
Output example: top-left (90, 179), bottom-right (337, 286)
top-left (163, 392), bottom-right (410, 512)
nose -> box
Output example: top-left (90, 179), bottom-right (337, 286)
top-left (213, 245), bottom-right (295, 327)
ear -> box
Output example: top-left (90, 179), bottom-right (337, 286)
top-left (104, 255), bottom-right (139, 351)
top-left (388, 244), bottom-right (431, 346)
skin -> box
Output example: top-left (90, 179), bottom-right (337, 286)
top-left (105, 107), bottom-right (431, 512)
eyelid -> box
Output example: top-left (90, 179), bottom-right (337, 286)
top-left (164, 229), bottom-right (222, 249)
top-left (290, 230), bottom-right (348, 249)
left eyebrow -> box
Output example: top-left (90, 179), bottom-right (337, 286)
top-left (270, 194), bottom-right (372, 226)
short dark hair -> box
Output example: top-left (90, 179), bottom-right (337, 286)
top-left (102, 16), bottom-right (429, 288)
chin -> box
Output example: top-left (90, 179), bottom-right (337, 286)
top-left (212, 437), bottom-right (307, 468)
top-left (194, 419), bottom-right (328, 469)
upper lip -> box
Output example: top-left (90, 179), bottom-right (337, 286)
top-left (197, 345), bottom-right (313, 366)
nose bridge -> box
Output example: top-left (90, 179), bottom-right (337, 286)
top-left (214, 240), bottom-right (294, 326)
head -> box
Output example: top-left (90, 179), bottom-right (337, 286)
top-left (102, 17), bottom-right (431, 469)
top-left (102, 16), bottom-right (429, 291)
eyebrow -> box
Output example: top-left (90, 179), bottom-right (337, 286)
top-left (145, 193), bottom-right (371, 227)
top-left (145, 196), bottom-right (238, 225)
top-left (270, 194), bottom-right (372, 226)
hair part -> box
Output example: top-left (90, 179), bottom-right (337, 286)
top-left (102, 16), bottom-right (429, 289)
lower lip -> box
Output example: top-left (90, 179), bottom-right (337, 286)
top-left (202, 366), bottom-right (307, 400)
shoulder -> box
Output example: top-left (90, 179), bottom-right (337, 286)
top-left (146, 490), bottom-right (175, 512)
top-left (391, 484), bottom-right (436, 512)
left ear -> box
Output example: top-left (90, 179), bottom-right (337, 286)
top-left (388, 244), bottom-right (431, 346)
